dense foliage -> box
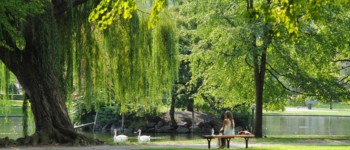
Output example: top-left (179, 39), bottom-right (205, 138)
top-left (0, 0), bottom-right (178, 145)
top-left (175, 0), bottom-right (350, 110)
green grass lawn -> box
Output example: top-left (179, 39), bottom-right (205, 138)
top-left (265, 103), bottom-right (350, 116)
top-left (247, 145), bottom-right (350, 150)
top-left (107, 135), bottom-right (350, 150)
top-left (136, 139), bottom-right (350, 150)
top-left (139, 147), bottom-right (350, 150)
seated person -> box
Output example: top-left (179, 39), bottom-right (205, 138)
top-left (219, 110), bottom-right (235, 148)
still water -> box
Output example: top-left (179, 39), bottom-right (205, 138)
top-left (1, 115), bottom-right (350, 140)
top-left (80, 131), bottom-right (203, 143)
top-left (263, 115), bottom-right (350, 136)
top-left (0, 116), bottom-right (34, 139)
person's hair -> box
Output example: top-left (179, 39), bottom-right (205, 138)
top-left (225, 111), bottom-right (234, 129)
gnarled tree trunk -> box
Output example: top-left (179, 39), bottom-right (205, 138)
top-left (11, 53), bottom-right (76, 144)
top-left (0, 29), bottom-right (98, 146)
top-left (0, 0), bottom-right (101, 146)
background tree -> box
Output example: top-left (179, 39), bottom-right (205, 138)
top-left (176, 0), bottom-right (350, 137)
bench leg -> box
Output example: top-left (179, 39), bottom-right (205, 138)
top-left (226, 138), bottom-right (231, 148)
top-left (244, 138), bottom-right (249, 148)
top-left (206, 138), bottom-right (212, 149)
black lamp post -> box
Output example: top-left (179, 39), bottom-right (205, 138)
top-left (251, 104), bottom-right (256, 132)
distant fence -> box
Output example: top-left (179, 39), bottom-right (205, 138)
top-left (0, 94), bottom-right (24, 100)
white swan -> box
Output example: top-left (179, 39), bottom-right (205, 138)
top-left (113, 129), bottom-right (128, 143)
top-left (137, 129), bottom-right (150, 143)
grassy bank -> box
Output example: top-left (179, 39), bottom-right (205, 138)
top-left (140, 146), bottom-right (350, 150)
top-left (265, 103), bottom-right (350, 116)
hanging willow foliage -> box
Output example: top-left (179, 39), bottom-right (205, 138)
top-left (59, 1), bottom-right (178, 114)
top-left (0, 63), bottom-right (10, 119)
top-left (0, 1), bottom-right (178, 117)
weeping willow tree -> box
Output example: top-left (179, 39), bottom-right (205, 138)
top-left (177, 0), bottom-right (350, 137)
top-left (70, 5), bottom-right (178, 114)
top-left (0, 0), bottom-right (177, 146)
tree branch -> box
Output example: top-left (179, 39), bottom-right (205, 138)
top-left (266, 68), bottom-right (303, 95)
top-left (245, 54), bottom-right (254, 68)
top-left (332, 59), bottom-right (350, 62)
top-left (137, 9), bottom-right (150, 14)
top-left (339, 74), bottom-right (350, 83)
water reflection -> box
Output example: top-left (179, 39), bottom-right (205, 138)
top-left (263, 115), bottom-right (350, 136)
top-left (0, 116), bottom-right (34, 139)
top-left (2, 115), bottom-right (350, 140)
top-left (80, 131), bottom-right (203, 143)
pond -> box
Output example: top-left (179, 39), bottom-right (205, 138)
top-left (1, 115), bottom-right (350, 140)
top-left (263, 115), bottom-right (350, 136)
top-left (80, 131), bottom-right (204, 143)
top-left (0, 116), bottom-right (34, 139)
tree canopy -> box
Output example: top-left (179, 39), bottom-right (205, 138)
top-left (174, 0), bottom-right (350, 137)
top-left (0, 0), bottom-right (178, 145)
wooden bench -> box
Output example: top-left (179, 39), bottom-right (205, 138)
top-left (202, 134), bottom-right (255, 149)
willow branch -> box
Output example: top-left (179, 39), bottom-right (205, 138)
top-left (137, 9), bottom-right (150, 14)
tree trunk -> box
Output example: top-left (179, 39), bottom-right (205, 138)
top-left (0, 44), bottom-right (98, 145)
top-left (253, 46), bottom-right (267, 138)
top-left (170, 89), bottom-right (177, 128)
top-left (248, 0), bottom-right (271, 138)
top-left (0, 2), bottom-right (101, 145)
top-left (187, 98), bottom-right (194, 111)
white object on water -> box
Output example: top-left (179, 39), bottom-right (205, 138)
top-left (137, 129), bottom-right (151, 143)
top-left (113, 129), bottom-right (128, 143)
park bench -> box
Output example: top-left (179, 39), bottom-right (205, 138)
top-left (202, 134), bottom-right (255, 149)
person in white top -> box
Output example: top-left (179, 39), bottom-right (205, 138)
top-left (219, 110), bottom-right (235, 148)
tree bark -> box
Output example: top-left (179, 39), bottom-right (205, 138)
top-left (0, 1), bottom-right (101, 146)
top-left (187, 98), bottom-right (194, 111)
top-left (170, 88), bottom-right (177, 128)
top-left (1, 38), bottom-right (98, 145)
top-left (248, 0), bottom-right (271, 138)
top-left (253, 48), bottom-right (266, 138)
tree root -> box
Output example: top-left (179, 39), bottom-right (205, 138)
top-left (0, 133), bottom-right (104, 147)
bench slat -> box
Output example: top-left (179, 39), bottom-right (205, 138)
top-left (202, 134), bottom-right (255, 149)
top-left (203, 135), bottom-right (255, 138)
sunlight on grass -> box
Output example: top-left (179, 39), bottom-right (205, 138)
top-left (249, 135), bottom-right (350, 143)
top-left (140, 148), bottom-right (207, 150)
top-left (265, 103), bottom-right (350, 116)
top-left (138, 145), bottom-right (350, 150)
top-left (247, 145), bottom-right (350, 150)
